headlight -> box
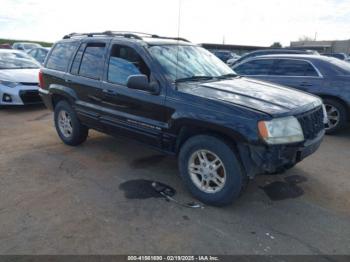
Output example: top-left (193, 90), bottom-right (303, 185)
top-left (0, 80), bottom-right (19, 88)
top-left (258, 116), bottom-right (304, 144)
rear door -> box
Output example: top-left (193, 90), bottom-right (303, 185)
top-left (98, 41), bottom-right (167, 147)
top-left (65, 39), bottom-right (110, 127)
top-left (268, 59), bottom-right (324, 93)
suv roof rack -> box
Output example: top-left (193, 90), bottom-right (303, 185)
top-left (62, 31), bottom-right (190, 42)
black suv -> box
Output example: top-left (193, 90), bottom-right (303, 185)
top-left (39, 31), bottom-right (325, 206)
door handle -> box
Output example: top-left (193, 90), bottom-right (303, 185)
top-left (102, 89), bottom-right (118, 95)
top-left (65, 79), bottom-right (72, 83)
top-left (300, 82), bottom-right (312, 87)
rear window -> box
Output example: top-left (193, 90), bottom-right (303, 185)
top-left (271, 59), bottom-right (319, 77)
top-left (46, 42), bottom-right (78, 71)
top-left (78, 43), bottom-right (106, 79)
top-left (326, 58), bottom-right (350, 75)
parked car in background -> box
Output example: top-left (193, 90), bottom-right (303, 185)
top-left (226, 54), bottom-right (241, 66)
top-left (39, 31), bottom-right (325, 206)
top-left (232, 54), bottom-right (350, 134)
top-left (0, 43), bottom-right (12, 49)
top-left (212, 50), bottom-right (239, 63)
top-left (12, 42), bottom-right (42, 52)
top-left (28, 47), bottom-right (51, 64)
top-left (0, 49), bottom-right (41, 106)
top-left (322, 53), bottom-right (348, 61)
top-left (230, 49), bottom-right (318, 67)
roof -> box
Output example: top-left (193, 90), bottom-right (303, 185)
top-left (141, 37), bottom-right (193, 46)
top-left (200, 43), bottom-right (268, 50)
top-left (0, 49), bottom-right (26, 53)
top-left (13, 42), bottom-right (41, 45)
top-left (61, 31), bottom-right (192, 46)
top-left (251, 54), bottom-right (336, 62)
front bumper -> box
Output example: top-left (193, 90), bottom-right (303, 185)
top-left (0, 84), bottom-right (42, 105)
top-left (238, 130), bottom-right (324, 177)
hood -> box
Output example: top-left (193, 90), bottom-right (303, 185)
top-left (0, 69), bottom-right (39, 83)
top-left (178, 77), bottom-right (321, 116)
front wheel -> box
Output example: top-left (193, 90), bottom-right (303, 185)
top-left (178, 135), bottom-right (247, 206)
top-left (323, 98), bottom-right (347, 134)
top-left (54, 100), bottom-right (88, 146)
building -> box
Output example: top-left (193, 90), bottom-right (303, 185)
top-left (200, 43), bottom-right (268, 55)
top-left (290, 39), bottom-right (350, 54)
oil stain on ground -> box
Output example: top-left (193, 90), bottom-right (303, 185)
top-left (130, 155), bottom-right (166, 169)
top-left (261, 175), bottom-right (307, 201)
top-left (119, 179), bottom-right (176, 199)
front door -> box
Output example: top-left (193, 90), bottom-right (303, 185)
top-left (99, 42), bottom-right (167, 147)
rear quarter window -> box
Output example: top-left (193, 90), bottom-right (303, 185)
top-left (271, 59), bottom-right (319, 77)
top-left (46, 42), bottom-right (78, 71)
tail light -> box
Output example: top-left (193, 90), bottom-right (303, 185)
top-left (38, 70), bottom-right (45, 89)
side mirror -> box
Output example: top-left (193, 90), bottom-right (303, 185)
top-left (126, 74), bottom-right (159, 94)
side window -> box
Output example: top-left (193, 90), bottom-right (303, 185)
top-left (234, 59), bottom-right (274, 75)
top-left (271, 59), bottom-right (319, 76)
top-left (70, 43), bottom-right (86, 75)
top-left (108, 44), bottom-right (150, 85)
top-left (29, 49), bottom-right (37, 58)
top-left (78, 43), bottom-right (106, 80)
top-left (46, 42), bottom-right (78, 71)
top-left (37, 49), bottom-right (46, 62)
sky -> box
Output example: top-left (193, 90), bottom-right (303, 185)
top-left (0, 0), bottom-right (349, 47)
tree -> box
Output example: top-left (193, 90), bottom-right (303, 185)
top-left (270, 42), bottom-right (282, 48)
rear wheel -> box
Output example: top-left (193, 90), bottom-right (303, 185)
top-left (323, 98), bottom-right (347, 134)
top-left (178, 135), bottom-right (247, 206)
top-left (54, 100), bottom-right (88, 146)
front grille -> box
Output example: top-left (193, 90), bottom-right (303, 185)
top-left (19, 90), bottom-right (42, 104)
top-left (296, 106), bottom-right (324, 140)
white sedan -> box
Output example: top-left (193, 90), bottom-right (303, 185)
top-left (0, 50), bottom-right (41, 106)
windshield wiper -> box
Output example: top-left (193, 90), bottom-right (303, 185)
top-left (175, 75), bottom-right (215, 83)
top-left (217, 73), bottom-right (238, 79)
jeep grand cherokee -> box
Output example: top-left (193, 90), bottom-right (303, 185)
top-left (39, 31), bottom-right (326, 206)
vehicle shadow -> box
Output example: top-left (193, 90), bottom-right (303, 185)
top-left (329, 124), bottom-right (350, 138)
top-left (0, 104), bottom-right (47, 114)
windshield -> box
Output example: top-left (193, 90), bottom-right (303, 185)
top-left (0, 52), bottom-right (40, 69)
top-left (148, 45), bottom-right (233, 81)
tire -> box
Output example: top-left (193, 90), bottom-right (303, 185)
top-left (54, 100), bottom-right (88, 146)
top-left (323, 98), bottom-right (347, 135)
top-left (178, 135), bottom-right (247, 206)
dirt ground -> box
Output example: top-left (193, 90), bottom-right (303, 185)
top-left (0, 105), bottom-right (350, 255)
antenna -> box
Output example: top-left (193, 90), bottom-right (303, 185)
top-left (175, 0), bottom-right (182, 83)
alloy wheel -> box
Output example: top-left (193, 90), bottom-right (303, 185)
top-left (58, 110), bottom-right (73, 138)
top-left (188, 149), bottom-right (226, 193)
top-left (325, 104), bottom-right (340, 130)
